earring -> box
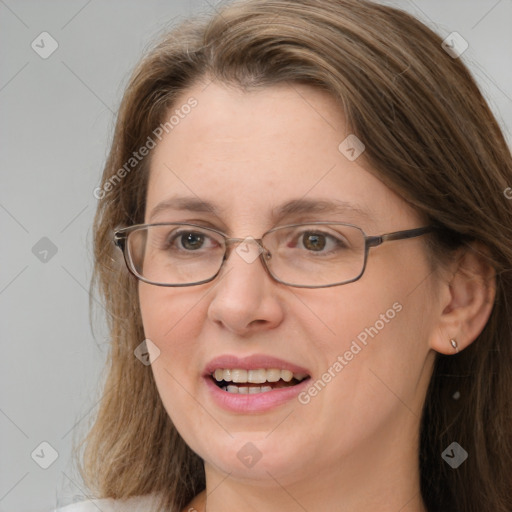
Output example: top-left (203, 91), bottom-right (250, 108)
top-left (450, 338), bottom-right (459, 353)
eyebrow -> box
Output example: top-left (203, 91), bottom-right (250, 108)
top-left (148, 196), bottom-right (374, 224)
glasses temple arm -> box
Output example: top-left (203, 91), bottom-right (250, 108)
top-left (367, 226), bottom-right (434, 248)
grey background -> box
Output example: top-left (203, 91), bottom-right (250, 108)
top-left (1, 1), bottom-right (511, 511)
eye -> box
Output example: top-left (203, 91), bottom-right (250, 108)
top-left (294, 230), bottom-right (348, 253)
top-left (177, 231), bottom-right (205, 250)
top-left (167, 229), bottom-right (220, 251)
top-left (301, 232), bottom-right (327, 251)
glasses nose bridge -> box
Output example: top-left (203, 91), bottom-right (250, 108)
top-left (224, 236), bottom-right (264, 246)
top-left (223, 235), bottom-right (269, 257)
top-left (221, 235), bottom-right (272, 271)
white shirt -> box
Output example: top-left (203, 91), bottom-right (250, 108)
top-left (54, 493), bottom-right (165, 512)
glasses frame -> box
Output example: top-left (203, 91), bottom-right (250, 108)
top-left (113, 221), bottom-right (434, 288)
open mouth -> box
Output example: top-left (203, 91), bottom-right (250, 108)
top-left (211, 368), bottom-right (310, 394)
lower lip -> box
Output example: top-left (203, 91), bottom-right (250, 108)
top-left (204, 376), bottom-right (311, 413)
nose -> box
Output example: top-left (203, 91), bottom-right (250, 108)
top-left (206, 238), bottom-right (285, 335)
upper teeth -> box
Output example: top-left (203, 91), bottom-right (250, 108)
top-left (213, 368), bottom-right (308, 384)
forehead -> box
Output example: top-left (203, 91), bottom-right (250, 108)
top-left (145, 81), bottom-right (418, 231)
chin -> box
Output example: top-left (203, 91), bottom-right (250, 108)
top-left (196, 429), bottom-right (313, 485)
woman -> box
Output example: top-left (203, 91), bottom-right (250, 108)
top-left (62, 0), bottom-right (512, 510)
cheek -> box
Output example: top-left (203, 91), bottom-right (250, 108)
top-left (139, 284), bottom-right (204, 352)
top-left (138, 284), bottom-right (206, 401)
top-left (300, 247), bottom-right (434, 405)
top-left (138, 285), bottom-right (221, 447)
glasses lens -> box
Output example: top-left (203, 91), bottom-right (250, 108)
top-left (126, 224), bottom-right (225, 285)
top-left (263, 223), bottom-right (366, 286)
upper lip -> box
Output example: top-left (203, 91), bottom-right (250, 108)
top-left (203, 354), bottom-right (311, 377)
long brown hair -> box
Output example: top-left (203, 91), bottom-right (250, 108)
top-left (77, 1), bottom-right (512, 510)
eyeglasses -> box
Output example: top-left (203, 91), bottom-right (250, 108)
top-left (113, 222), bottom-right (433, 288)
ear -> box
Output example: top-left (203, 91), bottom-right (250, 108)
top-left (430, 243), bottom-right (496, 355)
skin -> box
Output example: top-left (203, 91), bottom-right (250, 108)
top-left (138, 80), bottom-right (495, 512)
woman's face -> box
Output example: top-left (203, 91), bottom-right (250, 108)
top-left (139, 81), bottom-right (441, 487)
